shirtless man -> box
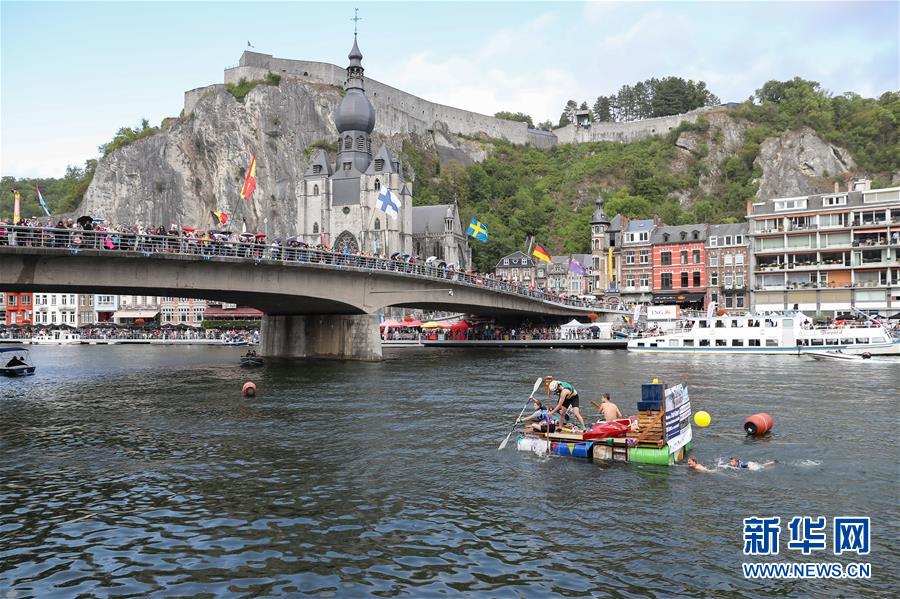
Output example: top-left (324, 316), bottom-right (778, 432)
top-left (687, 457), bottom-right (710, 472)
top-left (598, 393), bottom-right (623, 422)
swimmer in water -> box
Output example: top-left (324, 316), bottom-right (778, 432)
top-left (728, 456), bottom-right (776, 471)
top-left (686, 457), bottom-right (710, 472)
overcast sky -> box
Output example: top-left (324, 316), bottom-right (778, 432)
top-left (2, 1), bottom-right (897, 178)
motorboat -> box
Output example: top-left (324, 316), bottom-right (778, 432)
top-left (1, 347), bottom-right (36, 376)
top-left (805, 350), bottom-right (873, 362)
top-left (240, 351), bottom-right (264, 367)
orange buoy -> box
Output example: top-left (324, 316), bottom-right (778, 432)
top-left (242, 381), bottom-right (257, 397)
top-left (744, 412), bottom-right (773, 436)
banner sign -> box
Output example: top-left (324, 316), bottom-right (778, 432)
top-left (665, 383), bottom-right (692, 454)
top-left (648, 305), bottom-right (681, 320)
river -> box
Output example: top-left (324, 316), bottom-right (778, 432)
top-left (1, 345), bottom-right (898, 597)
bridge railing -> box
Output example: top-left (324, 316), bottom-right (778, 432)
top-left (0, 225), bottom-right (616, 311)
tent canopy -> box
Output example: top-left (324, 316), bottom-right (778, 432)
top-left (560, 319), bottom-right (590, 331)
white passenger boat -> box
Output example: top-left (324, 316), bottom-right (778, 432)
top-left (627, 312), bottom-right (899, 355)
top-left (804, 350), bottom-right (874, 362)
top-left (29, 329), bottom-right (83, 345)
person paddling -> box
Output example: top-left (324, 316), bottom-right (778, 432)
top-left (547, 379), bottom-right (587, 430)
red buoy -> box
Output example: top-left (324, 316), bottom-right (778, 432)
top-left (242, 381), bottom-right (257, 397)
top-left (744, 412), bottom-right (773, 436)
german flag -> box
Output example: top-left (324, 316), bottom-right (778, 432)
top-left (532, 243), bottom-right (551, 263)
top-left (240, 154), bottom-right (257, 200)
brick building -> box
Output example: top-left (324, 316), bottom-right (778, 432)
top-left (4, 292), bottom-right (33, 326)
top-left (651, 225), bottom-right (709, 309)
top-left (706, 223), bottom-right (750, 312)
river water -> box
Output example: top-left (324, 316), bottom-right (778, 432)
top-left (1, 346), bottom-right (898, 597)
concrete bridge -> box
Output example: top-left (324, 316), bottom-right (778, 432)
top-left (0, 227), bottom-right (623, 360)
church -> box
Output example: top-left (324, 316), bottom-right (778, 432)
top-left (296, 35), bottom-right (471, 269)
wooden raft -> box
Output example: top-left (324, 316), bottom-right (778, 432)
top-left (627, 409), bottom-right (666, 446)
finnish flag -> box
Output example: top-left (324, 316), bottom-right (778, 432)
top-left (377, 188), bottom-right (400, 218)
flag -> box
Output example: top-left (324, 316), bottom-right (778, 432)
top-left (12, 190), bottom-right (21, 223)
top-left (376, 188), bottom-right (400, 218)
top-left (532, 243), bottom-right (551, 263)
top-left (466, 218), bottom-right (489, 242)
top-left (569, 259), bottom-right (585, 276)
top-left (211, 211), bottom-right (229, 225)
top-left (240, 154), bottom-right (257, 200)
top-left (36, 185), bottom-right (51, 217)
top-left (320, 232), bottom-right (331, 250)
top-left (706, 300), bottom-right (717, 318)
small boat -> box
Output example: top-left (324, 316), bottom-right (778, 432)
top-left (805, 350), bottom-right (873, 362)
top-left (222, 339), bottom-right (250, 347)
top-left (240, 352), bottom-right (264, 367)
top-left (1, 347), bottom-right (36, 376)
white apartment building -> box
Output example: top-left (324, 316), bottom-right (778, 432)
top-left (33, 293), bottom-right (81, 326)
top-left (160, 297), bottom-right (207, 326)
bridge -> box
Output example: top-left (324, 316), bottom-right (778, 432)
top-left (0, 226), bottom-right (624, 360)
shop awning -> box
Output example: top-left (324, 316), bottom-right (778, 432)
top-left (113, 310), bottom-right (160, 319)
top-left (652, 293), bottom-right (706, 304)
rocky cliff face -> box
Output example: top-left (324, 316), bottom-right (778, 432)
top-left (754, 127), bottom-right (855, 199)
top-left (79, 80), bottom-right (486, 233)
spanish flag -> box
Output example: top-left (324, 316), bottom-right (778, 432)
top-left (240, 154), bottom-right (257, 200)
top-left (532, 243), bottom-right (551, 263)
top-left (211, 211), bottom-right (229, 225)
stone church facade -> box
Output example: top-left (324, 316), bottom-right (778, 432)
top-left (295, 36), bottom-right (470, 269)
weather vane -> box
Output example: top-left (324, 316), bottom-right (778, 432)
top-left (351, 7), bottom-right (362, 36)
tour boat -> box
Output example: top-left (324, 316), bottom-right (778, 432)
top-left (516, 381), bottom-right (693, 467)
top-left (1, 347), bottom-right (36, 376)
top-left (627, 312), bottom-right (899, 355)
top-left (28, 329), bottom-right (83, 345)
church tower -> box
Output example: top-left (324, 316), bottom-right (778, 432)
top-left (590, 195), bottom-right (611, 294)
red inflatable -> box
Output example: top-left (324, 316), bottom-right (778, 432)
top-left (744, 412), bottom-right (773, 436)
top-left (583, 419), bottom-right (633, 440)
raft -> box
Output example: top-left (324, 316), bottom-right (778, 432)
top-left (515, 381), bottom-right (694, 467)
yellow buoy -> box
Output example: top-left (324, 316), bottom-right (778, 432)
top-left (694, 410), bottom-right (711, 427)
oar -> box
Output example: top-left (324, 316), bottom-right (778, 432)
top-left (498, 377), bottom-right (544, 450)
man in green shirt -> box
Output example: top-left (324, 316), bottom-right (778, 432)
top-left (547, 380), bottom-right (587, 431)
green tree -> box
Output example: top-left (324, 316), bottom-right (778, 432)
top-left (593, 96), bottom-right (612, 122)
top-left (493, 111), bottom-right (534, 128)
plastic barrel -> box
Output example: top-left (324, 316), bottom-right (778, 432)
top-left (629, 446), bottom-right (674, 465)
top-left (744, 413), bottom-right (773, 436)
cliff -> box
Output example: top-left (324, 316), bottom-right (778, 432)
top-left (79, 79), bottom-right (488, 233)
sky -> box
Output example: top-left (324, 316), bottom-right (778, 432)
top-left (1, 0), bottom-right (897, 179)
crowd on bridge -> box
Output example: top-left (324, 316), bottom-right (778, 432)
top-left (0, 218), bottom-right (608, 309)
top-left (0, 323), bottom-right (258, 344)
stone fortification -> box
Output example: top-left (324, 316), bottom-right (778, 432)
top-left (554, 107), bottom-right (714, 145)
top-left (213, 51), bottom-right (532, 144)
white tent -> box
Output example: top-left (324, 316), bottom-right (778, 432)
top-left (560, 319), bottom-right (590, 337)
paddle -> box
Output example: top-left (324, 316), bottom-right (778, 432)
top-left (498, 377), bottom-right (544, 450)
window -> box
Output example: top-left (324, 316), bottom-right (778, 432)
top-left (661, 251), bottom-right (672, 266)
top-left (503, 258), bottom-right (509, 265)
top-left (639, 232), bottom-right (649, 242)
top-left (313, 222), bottom-right (319, 234)
top-left (716, 339), bottom-right (727, 346)
top-left (313, 184), bottom-right (319, 195)
top-left (8, 296), bottom-right (16, 306)
top-left (639, 249), bottom-right (649, 264)
top-left (724, 275), bottom-right (733, 287)
top-left (711, 292), bottom-right (718, 304)
top-left (699, 339), bottom-right (711, 346)
top-left (693, 271), bottom-right (701, 287)
top-left (343, 162), bottom-right (351, 171)
top-left (736, 274), bottom-right (744, 288)
top-left (732, 339), bottom-right (744, 346)
top-left (724, 254), bottom-right (733, 266)
top-left (639, 273), bottom-right (649, 288)
top-left (735, 235), bottom-right (744, 245)
top-left (748, 339), bottom-right (760, 346)
top-left (680, 250), bottom-right (688, 264)
top-left (662, 273), bottom-right (672, 289)
top-left (625, 251), bottom-right (635, 264)
top-left (344, 136), bottom-right (351, 149)
top-left (374, 159), bottom-right (385, 171)
top-left (374, 179), bottom-right (381, 191)
top-left (710, 255), bottom-right (719, 267)
top-left (374, 218), bottom-right (380, 230)
top-left (709, 236), bottom-right (718, 247)
top-left (735, 254), bottom-right (744, 265)
top-left (313, 165), bottom-right (322, 174)
top-left (710, 271), bottom-right (718, 286)
top-left (736, 295), bottom-right (745, 308)
top-left (681, 272), bottom-right (689, 287)
top-left (823, 194), bottom-right (847, 206)
top-left (693, 249), bottom-right (701, 263)
top-left (625, 274), bottom-right (635, 288)
top-left (725, 294), bottom-right (733, 308)
top-left (356, 136), bottom-right (364, 150)
top-left (774, 198), bottom-right (808, 211)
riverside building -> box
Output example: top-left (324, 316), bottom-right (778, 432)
top-left (706, 223), bottom-right (750, 312)
top-left (651, 225), bottom-right (709, 310)
top-left (748, 180), bottom-right (900, 315)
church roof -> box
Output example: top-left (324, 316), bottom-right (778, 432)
top-left (412, 204), bottom-right (455, 234)
top-left (495, 251), bottom-right (534, 269)
top-left (365, 144), bottom-right (396, 175)
top-left (590, 196), bottom-right (610, 226)
top-left (348, 36), bottom-right (363, 66)
top-left (305, 149), bottom-right (333, 177)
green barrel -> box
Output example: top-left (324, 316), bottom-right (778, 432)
top-left (628, 445), bottom-right (673, 465)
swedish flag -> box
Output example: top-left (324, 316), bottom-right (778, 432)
top-left (467, 218), bottom-right (489, 242)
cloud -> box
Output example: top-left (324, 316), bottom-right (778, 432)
top-left (480, 12), bottom-right (558, 60)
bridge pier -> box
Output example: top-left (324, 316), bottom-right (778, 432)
top-left (259, 314), bottom-right (383, 361)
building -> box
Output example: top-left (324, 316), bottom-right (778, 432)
top-left (589, 197), bottom-right (611, 294)
top-left (94, 295), bottom-right (119, 323)
top-left (160, 297), bottom-right (206, 326)
top-left (0, 293), bottom-right (5, 324)
top-left (706, 223), bottom-right (750, 312)
top-left (203, 306), bottom-right (264, 323)
top-left (295, 35), bottom-right (470, 269)
top-left (115, 295), bottom-right (161, 324)
top-left (546, 255), bottom-right (591, 295)
top-left (4, 292), bottom-right (32, 326)
top-left (651, 225), bottom-right (709, 309)
top-left (32, 293), bottom-right (79, 326)
top-left (620, 219), bottom-right (658, 305)
top-left (494, 251), bottom-right (536, 285)
top-left (77, 294), bottom-right (95, 325)
top-left (748, 181), bottom-right (900, 315)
